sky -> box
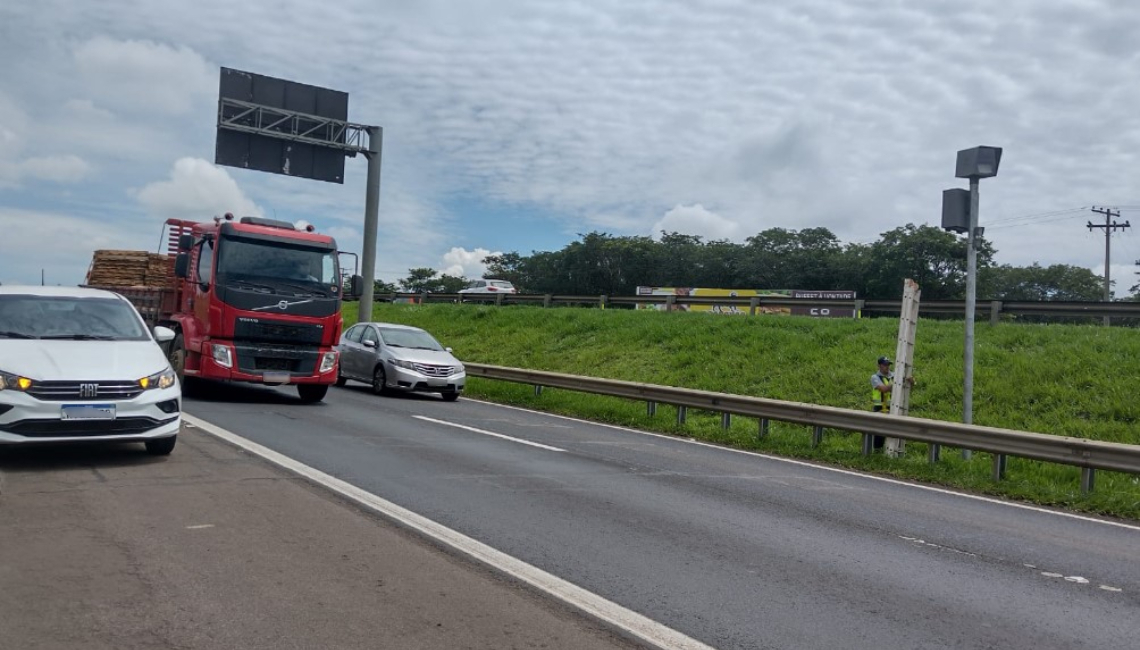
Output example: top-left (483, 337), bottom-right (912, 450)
top-left (2, 0), bottom-right (1139, 295)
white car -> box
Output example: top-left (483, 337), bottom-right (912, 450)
top-left (0, 286), bottom-right (181, 455)
top-left (458, 279), bottom-right (517, 295)
top-left (335, 322), bottom-right (465, 401)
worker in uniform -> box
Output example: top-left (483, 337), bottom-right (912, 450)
top-left (870, 356), bottom-right (896, 451)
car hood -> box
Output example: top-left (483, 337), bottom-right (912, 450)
top-left (388, 348), bottom-right (462, 366)
top-left (0, 340), bottom-right (170, 381)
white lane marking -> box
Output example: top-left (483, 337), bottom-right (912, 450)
top-left (186, 524), bottom-right (215, 530)
top-left (1100, 585), bottom-right (1123, 592)
top-left (898, 535), bottom-right (977, 557)
top-left (413, 415), bottom-right (565, 452)
top-left (468, 399), bottom-right (1140, 532)
top-left (184, 414), bottom-right (709, 650)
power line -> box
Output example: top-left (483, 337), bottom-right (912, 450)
top-left (1087, 206), bottom-right (1131, 324)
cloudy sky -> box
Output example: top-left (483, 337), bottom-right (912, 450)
top-left (2, 0), bottom-right (1139, 294)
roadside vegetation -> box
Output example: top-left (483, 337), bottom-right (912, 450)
top-left (343, 301), bottom-right (1140, 520)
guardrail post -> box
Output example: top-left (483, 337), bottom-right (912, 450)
top-left (495, 293), bottom-right (505, 306)
top-left (420, 290), bottom-right (429, 304)
top-left (543, 294), bottom-right (553, 308)
top-left (534, 385), bottom-right (543, 396)
top-left (861, 433), bottom-right (872, 456)
top-left (647, 401), bottom-right (657, 417)
top-left (812, 426), bottom-right (824, 448)
top-left (749, 297), bottom-right (759, 316)
top-left (759, 418), bottom-right (769, 439)
top-left (854, 299), bottom-right (865, 317)
top-left (721, 412), bottom-right (731, 429)
top-left (1081, 468), bottom-right (1096, 494)
top-left (990, 301), bottom-right (1002, 325)
top-left (992, 453), bottom-right (1007, 481)
top-left (676, 405), bottom-right (687, 425)
top-left (666, 294), bottom-right (676, 310)
top-left (600, 295), bottom-right (608, 310)
top-left (928, 443), bottom-right (941, 463)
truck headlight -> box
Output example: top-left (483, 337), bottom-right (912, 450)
top-left (139, 368), bottom-right (178, 390)
top-left (0, 370), bottom-right (33, 391)
top-left (319, 351), bottom-right (338, 373)
top-left (210, 343), bottom-right (233, 369)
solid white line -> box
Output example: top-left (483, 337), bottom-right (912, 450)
top-left (413, 414), bottom-right (566, 452)
top-left (183, 413), bottom-right (710, 650)
top-left (465, 399), bottom-right (1140, 533)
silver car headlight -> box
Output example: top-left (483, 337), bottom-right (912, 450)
top-left (319, 351), bottom-right (338, 373)
top-left (0, 370), bottom-right (33, 392)
top-left (391, 358), bottom-right (416, 371)
top-left (139, 368), bottom-right (177, 390)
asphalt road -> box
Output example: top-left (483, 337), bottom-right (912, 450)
top-left (0, 424), bottom-right (643, 650)
top-left (182, 380), bottom-right (1140, 650)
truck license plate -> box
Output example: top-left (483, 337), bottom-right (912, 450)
top-left (263, 371), bottom-right (291, 384)
top-left (61, 404), bottom-right (116, 420)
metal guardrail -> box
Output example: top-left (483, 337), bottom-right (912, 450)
top-left (465, 363), bottom-right (1140, 492)
top-left (376, 292), bottom-right (1140, 320)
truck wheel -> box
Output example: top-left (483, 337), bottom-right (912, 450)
top-left (297, 384), bottom-right (329, 403)
top-left (169, 333), bottom-right (186, 382)
top-left (371, 366), bottom-right (388, 396)
top-left (145, 436), bottom-right (177, 456)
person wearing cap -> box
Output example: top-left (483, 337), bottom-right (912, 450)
top-left (870, 356), bottom-right (902, 450)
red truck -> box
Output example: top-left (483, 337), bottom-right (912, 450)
top-left (87, 213), bottom-right (361, 403)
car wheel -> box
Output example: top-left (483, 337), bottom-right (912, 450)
top-left (372, 365), bottom-right (388, 395)
top-left (442, 390), bottom-right (460, 402)
top-left (297, 384), bottom-right (329, 403)
top-left (145, 436), bottom-right (177, 456)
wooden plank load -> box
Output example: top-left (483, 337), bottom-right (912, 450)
top-left (86, 250), bottom-right (174, 289)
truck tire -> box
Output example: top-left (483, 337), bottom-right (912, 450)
top-left (145, 436), bottom-right (177, 456)
top-left (297, 384), bottom-right (329, 403)
top-left (169, 333), bottom-right (186, 383)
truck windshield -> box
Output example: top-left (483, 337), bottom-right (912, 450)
top-left (0, 295), bottom-right (150, 340)
top-left (217, 237), bottom-right (338, 287)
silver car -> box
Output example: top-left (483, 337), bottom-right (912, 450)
top-left (335, 322), bottom-right (465, 401)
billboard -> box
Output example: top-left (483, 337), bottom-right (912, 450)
top-left (215, 67), bottom-right (349, 183)
top-left (635, 287), bottom-right (859, 318)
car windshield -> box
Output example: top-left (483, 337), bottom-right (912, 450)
top-left (0, 295), bottom-right (149, 340)
top-left (217, 236), bottom-right (338, 287)
top-left (378, 326), bottom-right (444, 350)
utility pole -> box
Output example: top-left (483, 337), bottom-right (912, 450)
top-left (1088, 207), bottom-right (1131, 326)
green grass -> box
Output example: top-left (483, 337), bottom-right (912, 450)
top-left (341, 301), bottom-right (1140, 520)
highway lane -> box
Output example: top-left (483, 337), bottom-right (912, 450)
top-left (185, 380), bottom-right (1140, 649)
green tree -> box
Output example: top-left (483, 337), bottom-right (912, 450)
top-left (980, 264), bottom-right (1104, 301)
top-left (401, 268), bottom-right (439, 293)
top-left (862, 224), bottom-right (995, 300)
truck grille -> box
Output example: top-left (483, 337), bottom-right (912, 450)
top-left (26, 381), bottom-right (144, 402)
top-left (234, 319), bottom-right (323, 345)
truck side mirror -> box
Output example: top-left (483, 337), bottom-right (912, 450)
top-left (174, 252), bottom-right (189, 278)
top-left (350, 275), bottom-right (364, 299)
top-left (178, 234), bottom-right (194, 251)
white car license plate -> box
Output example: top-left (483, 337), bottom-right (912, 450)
top-left (61, 404), bottom-right (116, 420)
top-left (263, 371), bottom-right (291, 384)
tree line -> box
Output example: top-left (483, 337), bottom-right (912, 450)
top-left (377, 224), bottom-right (1134, 302)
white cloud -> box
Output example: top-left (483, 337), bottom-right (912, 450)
top-left (134, 158), bottom-right (262, 221)
top-left (18, 155), bottom-right (91, 183)
top-left (652, 204), bottom-right (742, 242)
top-left (73, 37), bottom-right (215, 116)
top-left (439, 247), bottom-right (501, 278)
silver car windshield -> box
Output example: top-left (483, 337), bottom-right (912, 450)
top-left (377, 327), bottom-right (444, 350)
top-left (0, 295), bottom-right (149, 341)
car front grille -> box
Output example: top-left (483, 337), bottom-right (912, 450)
top-left (0, 416), bottom-right (178, 437)
top-left (413, 364), bottom-right (455, 377)
top-left (26, 381), bottom-right (144, 402)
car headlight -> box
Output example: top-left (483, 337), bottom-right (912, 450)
top-left (139, 368), bottom-right (177, 390)
top-left (210, 343), bottom-right (233, 369)
top-left (391, 358), bottom-right (416, 370)
top-left (0, 370), bottom-right (33, 392)
top-left (319, 351), bottom-right (338, 373)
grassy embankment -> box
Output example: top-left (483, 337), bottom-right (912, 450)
top-left (341, 301), bottom-right (1140, 520)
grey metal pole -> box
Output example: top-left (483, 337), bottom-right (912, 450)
top-left (962, 178), bottom-right (979, 460)
top-left (1103, 213), bottom-right (1111, 327)
top-left (358, 126), bottom-right (383, 323)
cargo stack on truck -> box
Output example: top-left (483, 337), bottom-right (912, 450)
top-left (86, 213), bottom-right (362, 403)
